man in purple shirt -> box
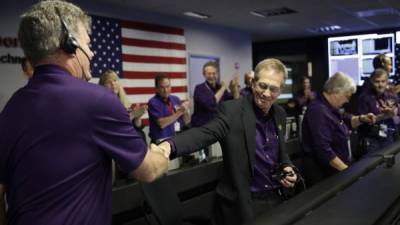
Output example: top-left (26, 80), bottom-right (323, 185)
top-left (302, 72), bottom-right (375, 182)
top-left (358, 69), bottom-right (400, 153)
top-left (191, 61), bottom-right (239, 160)
top-left (160, 59), bottom-right (298, 225)
top-left (191, 61), bottom-right (236, 127)
top-left (148, 74), bottom-right (190, 143)
top-left (0, 1), bottom-right (170, 225)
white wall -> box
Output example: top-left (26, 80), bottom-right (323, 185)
top-left (0, 0), bottom-right (252, 110)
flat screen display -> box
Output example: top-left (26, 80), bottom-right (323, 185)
top-left (328, 33), bottom-right (395, 85)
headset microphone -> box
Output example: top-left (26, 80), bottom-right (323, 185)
top-left (77, 45), bottom-right (91, 62)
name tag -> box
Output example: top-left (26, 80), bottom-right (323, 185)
top-left (174, 122), bottom-right (181, 132)
top-left (379, 124), bottom-right (388, 138)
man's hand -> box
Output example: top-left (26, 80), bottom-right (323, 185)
top-left (229, 76), bottom-right (241, 99)
top-left (181, 100), bottom-right (190, 111)
top-left (130, 104), bottom-right (148, 119)
top-left (360, 113), bottom-right (376, 124)
top-left (379, 99), bottom-right (397, 118)
top-left (219, 80), bottom-right (227, 90)
top-left (279, 167), bottom-right (297, 188)
top-left (176, 100), bottom-right (190, 114)
top-left (150, 143), bottom-right (171, 159)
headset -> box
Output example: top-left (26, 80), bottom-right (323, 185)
top-left (55, 8), bottom-right (92, 81)
top-left (55, 8), bottom-right (90, 60)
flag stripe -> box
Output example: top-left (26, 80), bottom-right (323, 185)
top-left (120, 78), bottom-right (187, 88)
top-left (121, 20), bottom-right (184, 36)
top-left (122, 37), bottom-right (186, 50)
top-left (91, 78), bottom-right (188, 87)
top-left (122, 54), bottom-right (186, 64)
top-left (122, 45), bottom-right (186, 58)
top-left (125, 86), bottom-right (187, 95)
top-left (142, 119), bottom-right (149, 126)
top-left (127, 93), bottom-right (188, 103)
top-left (122, 28), bottom-right (185, 44)
top-left (123, 62), bottom-right (186, 72)
top-left (123, 71), bottom-right (187, 79)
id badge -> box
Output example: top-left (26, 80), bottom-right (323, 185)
top-left (379, 124), bottom-right (388, 138)
top-left (174, 122), bottom-right (181, 132)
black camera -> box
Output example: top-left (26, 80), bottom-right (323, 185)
top-left (271, 169), bottom-right (296, 181)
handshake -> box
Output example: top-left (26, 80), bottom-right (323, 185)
top-left (150, 141), bottom-right (172, 159)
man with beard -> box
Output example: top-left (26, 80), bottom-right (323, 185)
top-left (160, 58), bottom-right (298, 225)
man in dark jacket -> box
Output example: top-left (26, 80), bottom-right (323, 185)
top-left (161, 58), bottom-right (297, 225)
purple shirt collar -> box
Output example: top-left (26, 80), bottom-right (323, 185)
top-left (155, 94), bottom-right (171, 104)
top-left (32, 64), bottom-right (72, 78)
top-left (319, 93), bottom-right (342, 118)
top-left (205, 81), bottom-right (219, 92)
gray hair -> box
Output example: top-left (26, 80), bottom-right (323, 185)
top-left (254, 58), bottom-right (288, 87)
top-left (18, 0), bottom-right (91, 64)
top-left (323, 72), bottom-right (356, 95)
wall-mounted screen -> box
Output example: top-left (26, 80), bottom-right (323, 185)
top-left (330, 39), bottom-right (358, 56)
top-left (362, 37), bottom-right (392, 55)
top-left (328, 33), bottom-right (395, 85)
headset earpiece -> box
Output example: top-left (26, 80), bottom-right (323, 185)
top-left (62, 32), bottom-right (79, 54)
top-left (56, 8), bottom-right (79, 54)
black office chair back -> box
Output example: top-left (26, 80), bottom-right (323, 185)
top-left (140, 175), bottom-right (184, 225)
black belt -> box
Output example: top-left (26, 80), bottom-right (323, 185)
top-left (251, 189), bottom-right (282, 200)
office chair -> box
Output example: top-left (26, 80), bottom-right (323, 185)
top-left (140, 175), bottom-right (211, 225)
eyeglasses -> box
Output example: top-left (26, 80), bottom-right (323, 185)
top-left (255, 82), bottom-right (281, 94)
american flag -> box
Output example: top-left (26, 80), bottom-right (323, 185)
top-left (89, 15), bottom-right (188, 122)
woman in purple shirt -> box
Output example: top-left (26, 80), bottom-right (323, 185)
top-left (302, 72), bottom-right (375, 182)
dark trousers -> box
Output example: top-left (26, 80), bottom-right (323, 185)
top-left (211, 190), bottom-right (284, 225)
top-left (250, 190), bottom-right (284, 217)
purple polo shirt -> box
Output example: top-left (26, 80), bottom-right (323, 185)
top-left (358, 89), bottom-right (399, 129)
top-left (148, 94), bottom-right (183, 142)
top-left (191, 82), bottom-right (232, 127)
top-left (250, 104), bottom-right (281, 192)
top-left (0, 65), bottom-right (147, 225)
top-left (302, 94), bottom-right (352, 172)
top-left (240, 87), bottom-right (252, 97)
